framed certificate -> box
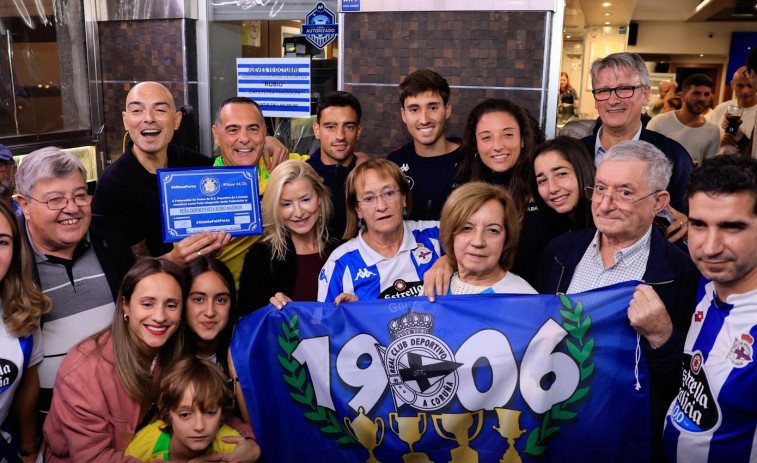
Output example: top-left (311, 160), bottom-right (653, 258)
top-left (157, 166), bottom-right (263, 243)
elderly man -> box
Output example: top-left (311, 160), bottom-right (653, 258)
top-left (582, 52), bottom-right (693, 223)
top-left (706, 66), bottom-right (756, 155)
top-left (536, 140), bottom-right (700, 462)
top-left (663, 155), bottom-right (757, 461)
top-left (648, 74), bottom-right (720, 166)
top-left (16, 147), bottom-right (134, 418)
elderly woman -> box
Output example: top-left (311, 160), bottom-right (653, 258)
top-left (318, 159), bottom-right (442, 302)
top-left (440, 182), bottom-right (536, 295)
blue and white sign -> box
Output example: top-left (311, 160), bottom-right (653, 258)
top-left (341, 0), bottom-right (360, 12)
top-left (301, 2), bottom-right (338, 49)
top-left (237, 58), bottom-right (311, 118)
top-left (157, 166), bottom-right (263, 242)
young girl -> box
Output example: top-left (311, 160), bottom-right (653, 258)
top-left (124, 357), bottom-right (240, 461)
top-left (184, 256), bottom-right (237, 372)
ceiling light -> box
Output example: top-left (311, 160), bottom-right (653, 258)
top-left (605, 21), bottom-right (611, 25)
top-left (566, 35), bottom-right (572, 38)
top-left (602, 2), bottom-right (611, 7)
top-left (604, 12), bottom-right (611, 16)
top-left (700, 54), bottom-right (704, 57)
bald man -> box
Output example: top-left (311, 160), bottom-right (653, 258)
top-left (706, 66), bottom-right (757, 154)
top-left (93, 82), bottom-right (287, 266)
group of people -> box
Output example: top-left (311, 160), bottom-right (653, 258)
top-left (1, 47), bottom-right (757, 463)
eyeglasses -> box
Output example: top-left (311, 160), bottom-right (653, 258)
top-left (356, 189), bottom-right (400, 208)
top-left (27, 194), bottom-right (92, 210)
top-left (591, 85), bottom-right (645, 101)
top-left (584, 186), bottom-right (658, 204)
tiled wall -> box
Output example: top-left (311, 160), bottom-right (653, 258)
top-left (99, 19), bottom-right (198, 160)
top-left (342, 11), bottom-right (546, 157)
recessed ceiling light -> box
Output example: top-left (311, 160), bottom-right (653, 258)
top-left (566, 35), bottom-right (572, 38)
top-left (605, 21), bottom-right (611, 25)
top-left (604, 12), bottom-right (611, 16)
top-left (700, 54), bottom-right (704, 57)
top-left (602, 2), bottom-right (611, 7)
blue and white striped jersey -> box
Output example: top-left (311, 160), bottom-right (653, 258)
top-left (664, 280), bottom-right (757, 462)
top-left (317, 221), bottom-right (442, 303)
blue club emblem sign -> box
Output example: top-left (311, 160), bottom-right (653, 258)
top-left (301, 2), bottom-right (338, 50)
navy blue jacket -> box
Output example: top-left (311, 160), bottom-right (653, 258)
top-left (581, 128), bottom-right (694, 213)
top-left (535, 227), bottom-right (700, 462)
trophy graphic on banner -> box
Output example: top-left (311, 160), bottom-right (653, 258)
top-left (388, 412), bottom-right (432, 463)
top-left (431, 410), bottom-right (483, 462)
top-left (492, 408), bottom-right (527, 463)
top-left (344, 407), bottom-right (385, 463)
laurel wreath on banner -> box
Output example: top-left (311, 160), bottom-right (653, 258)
top-left (277, 314), bottom-right (357, 447)
top-left (524, 295), bottom-right (596, 457)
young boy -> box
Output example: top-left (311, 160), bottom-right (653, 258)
top-left (124, 357), bottom-right (240, 461)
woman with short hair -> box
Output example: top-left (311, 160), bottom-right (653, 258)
top-left (440, 182), bottom-right (536, 295)
top-left (319, 159), bottom-right (443, 302)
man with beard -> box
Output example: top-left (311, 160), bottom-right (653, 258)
top-left (0, 144), bottom-right (21, 220)
top-left (308, 91), bottom-right (367, 238)
top-left (647, 74), bottom-right (720, 165)
top-left (663, 155), bottom-right (757, 461)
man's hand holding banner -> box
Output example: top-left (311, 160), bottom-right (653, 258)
top-left (231, 281), bottom-right (651, 462)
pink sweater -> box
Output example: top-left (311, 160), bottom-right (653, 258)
top-left (41, 331), bottom-right (149, 463)
top-left (41, 331), bottom-right (255, 462)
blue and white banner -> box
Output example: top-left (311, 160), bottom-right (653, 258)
top-left (232, 282), bottom-right (651, 462)
top-left (236, 58), bottom-right (311, 118)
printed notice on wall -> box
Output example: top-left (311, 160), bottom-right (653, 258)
top-left (236, 58), bottom-right (311, 118)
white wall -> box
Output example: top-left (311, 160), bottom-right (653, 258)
top-left (628, 21), bottom-right (756, 57)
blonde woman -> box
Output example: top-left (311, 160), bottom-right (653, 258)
top-left (0, 199), bottom-right (51, 462)
top-left (237, 160), bottom-right (335, 314)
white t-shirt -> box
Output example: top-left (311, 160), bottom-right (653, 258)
top-left (448, 271), bottom-right (537, 295)
top-left (647, 111), bottom-right (720, 165)
top-left (0, 322), bottom-right (42, 443)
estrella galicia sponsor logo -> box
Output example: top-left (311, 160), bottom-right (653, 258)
top-left (0, 358), bottom-right (19, 395)
top-left (669, 352), bottom-right (720, 432)
top-left (200, 176), bottom-right (220, 196)
top-left (376, 311), bottom-right (462, 410)
top-left (301, 2), bottom-right (338, 50)
top-left (379, 279), bottom-right (423, 299)
top-left (354, 267), bottom-right (377, 281)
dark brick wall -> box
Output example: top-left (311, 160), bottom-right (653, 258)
top-left (342, 10), bottom-right (546, 157)
top-left (99, 19), bottom-right (198, 161)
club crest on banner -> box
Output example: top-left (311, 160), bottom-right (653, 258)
top-left (233, 284), bottom-right (651, 462)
